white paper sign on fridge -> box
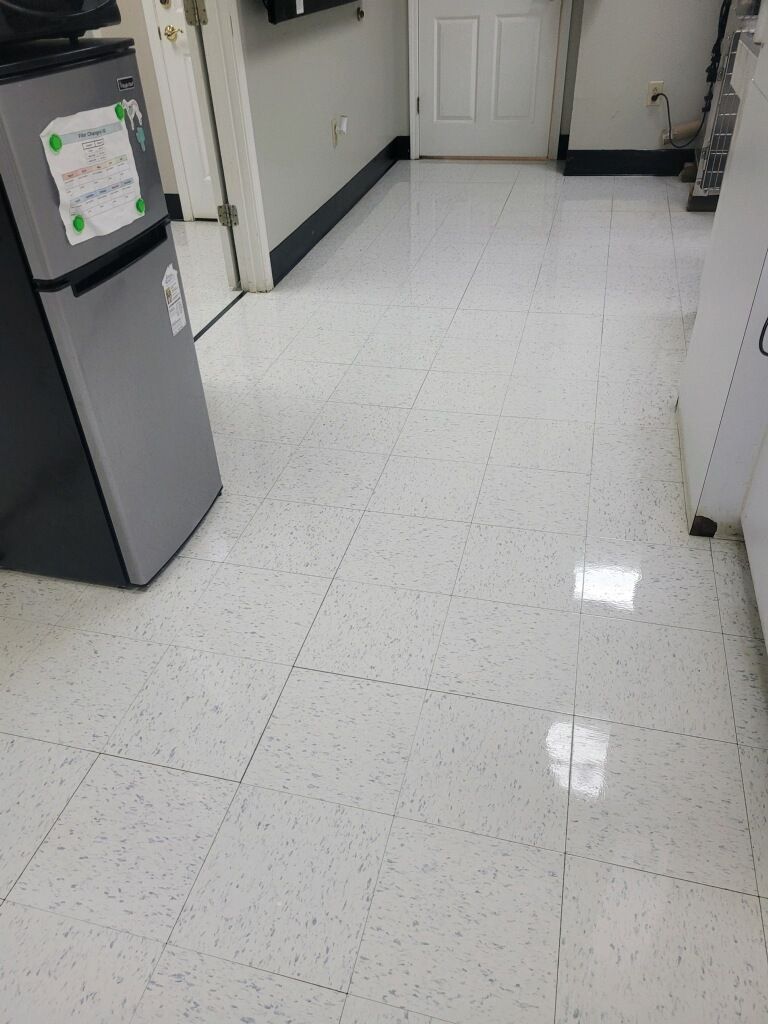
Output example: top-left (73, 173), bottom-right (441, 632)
top-left (162, 263), bottom-right (187, 336)
top-left (40, 104), bottom-right (144, 246)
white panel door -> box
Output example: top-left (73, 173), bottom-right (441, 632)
top-left (418, 0), bottom-right (562, 157)
top-left (151, 0), bottom-right (218, 219)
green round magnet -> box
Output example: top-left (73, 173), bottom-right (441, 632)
top-left (135, 197), bottom-right (146, 214)
top-left (72, 214), bottom-right (85, 233)
top-left (115, 103), bottom-right (125, 120)
top-left (49, 133), bottom-right (62, 152)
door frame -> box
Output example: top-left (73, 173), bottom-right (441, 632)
top-left (408, 0), bottom-right (573, 161)
top-left (139, 0), bottom-right (272, 291)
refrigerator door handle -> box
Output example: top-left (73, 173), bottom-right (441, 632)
top-left (70, 222), bottom-right (169, 297)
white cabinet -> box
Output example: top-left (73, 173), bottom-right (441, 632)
top-left (678, 53), bottom-right (768, 537)
top-left (743, 425), bottom-right (768, 638)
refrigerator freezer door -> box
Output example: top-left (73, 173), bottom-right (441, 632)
top-left (40, 231), bottom-right (221, 585)
top-left (0, 48), bottom-right (166, 282)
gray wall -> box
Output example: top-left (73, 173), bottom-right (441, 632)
top-left (238, 0), bottom-right (409, 250)
top-left (569, 0), bottom-right (721, 150)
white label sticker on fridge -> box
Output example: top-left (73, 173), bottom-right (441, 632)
top-left (41, 104), bottom-right (144, 246)
top-left (162, 264), bottom-right (187, 336)
top-left (296, 0), bottom-right (304, 13)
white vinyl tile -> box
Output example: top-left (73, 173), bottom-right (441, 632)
top-left (12, 757), bottom-right (235, 940)
top-left (568, 718), bottom-right (755, 891)
top-left (174, 562), bottom-right (329, 664)
top-left (369, 455), bottom-right (485, 522)
top-left (725, 636), bottom-right (768, 749)
top-left (297, 580), bottom-right (449, 688)
top-left (0, 903), bottom-right (161, 1024)
top-left (394, 409), bottom-right (498, 463)
top-left (576, 616), bottom-right (734, 740)
top-left (350, 818), bottom-right (563, 1024)
top-left (712, 540), bottom-right (764, 639)
top-left (302, 401), bottom-right (409, 454)
top-left (227, 498), bottom-right (362, 577)
top-left (398, 691), bottom-right (570, 850)
top-left (455, 524), bottom-right (585, 612)
top-left (270, 447), bottom-right (388, 509)
top-left (0, 735), bottom-right (95, 897)
top-left (107, 648), bottom-right (288, 780)
top-left (556, 858), bottom-right (768, 1024)
top-left (491, 417), bottom-right (594, 475)
top-left (244, 668), bottom-right (423, 811)
top-left (431, 596), bottom-right (579, 712)
top-left (172, 786), bottom-right (390, 990)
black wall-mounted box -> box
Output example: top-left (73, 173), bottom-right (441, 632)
top-left (264, 0), bottom-right (356, 25)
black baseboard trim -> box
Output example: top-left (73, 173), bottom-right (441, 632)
top-left (687, 192), bottom-right (718, 213)
top-left (394, 135), bottom-right (411, 159)
top-left (269, 137), bottom-right (402, 285)
top-left (556, 133), bottom-right (569, 161)
top-left (165, 193), bottom-right (183, 220)
top-left (564, 148), bottom-right (695, 176)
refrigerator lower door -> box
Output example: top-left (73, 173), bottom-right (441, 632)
top-left (40, 231), bottom-right (221, 585)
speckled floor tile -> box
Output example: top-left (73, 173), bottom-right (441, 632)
top-left (475, 464), bottom-right (590, 535)
top-left (244, 669), bottom-right (423, 811)
top-left (107, 649), bottom-right (288, 779)
top-left (502, 375), bottom-right (597, 422)
top-left (587, 475), bottom-right (688, 544)
top-left (398, 692), bottom-right (570, 850)
top-left (712, 540), bottom-right (764, 640)
top-left (331, 365), bottom-right (427, 408)
top-left (209, 392), bottom-right (322, 445)
top-left (446, 307), bottom-right (526, 341)
top-left (59, 556), bottom-right (217, 644)
top-left (132, 945), bottom-right (345, 1024)
top-left (726, 636), bottom-right (768, 748)
top-left (0, 903), bottom-right (161, 1024)
top-left (514, 313), bottom-right (602, 381)
top-left (0, 735), bottom-right (94, 897)
top-left (430, 335), bottom-right (519, 374)
top-left (0, 570), bottom-right (82, 625)
top-left (568, 719), bottom-right (755, 891)
top-left (596, 378), bottom-right (678, 428)
top-left (456, 525), bottom-right (585, 611)
top-left (298, 580), bottom-right (449, 688)
top-left (351, 818), bottom-right (562, 1024)
top-left (491, 418), bottom-right (594, 474)
top-left (0, 617), bottom-right (51, 678)
top-left (430, 597), bottom-right (579, 712)
top-left (258, 358), bottom-right (349, 403)
top-left (601, 313), bottom-right (685, 351)
top-left (0, 628), bottom-right (164, 749)
top-left (172, 786), bottom-right (389, 990)
top-left (227, 499), bottom-right (362, 577)
top-left (13, 757), bottom-right (234, 940)
top-left (591, 423), bottom-right (681, 480)
top-left (212, 433), bottom-right (295, 499)
top-left (576, 617), bottom-right (734, 740)
top-left (302, 402), bottom-right (409, 454)
top-left (174, 563), bottom-right (328, 664)
top-left (556, 857), bottom-right (768, 1024)
top-left (181, 491), bottom-right (261, 561)
top-left (342, 996), bottom-right (433, 1023)
top-left (369, 456), bottom-right (485, 522)
top-left (740, 745), bottom-right (768, 896)
top-left (582, 538), bottom-right (721, 631)
top-left (337, 513), bottom-right (468, 594)
top-left (393, 409), bottom-right (497, 463)
top-left (357, 331), bottom-right (443, 370)
top-left (270, 447), bottom-right (388, 509)
top-left (414, 371), bottom-right (508, 416)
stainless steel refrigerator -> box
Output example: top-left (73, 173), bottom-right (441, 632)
top-left (0, 36), bottom-right (221, 586)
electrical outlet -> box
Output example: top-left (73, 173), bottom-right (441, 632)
top-left (646, 81), bottom-right (664, 106)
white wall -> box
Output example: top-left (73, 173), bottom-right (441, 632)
top-left (569, 0), bottom-right (721, 150)
top-left (238, 0), bottom-right (409, 249)
top-left (100, 6), bottom-right (178, 192)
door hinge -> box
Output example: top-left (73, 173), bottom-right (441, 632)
top-left (184, 0), bottom-right (208, 27)
top-left (217, 203), bottom-right (239, 228)
top-left (416, 96), bottom-right (420, 115)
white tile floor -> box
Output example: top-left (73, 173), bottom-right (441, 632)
top-left (2, 162), bottom-right (768, 1022)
